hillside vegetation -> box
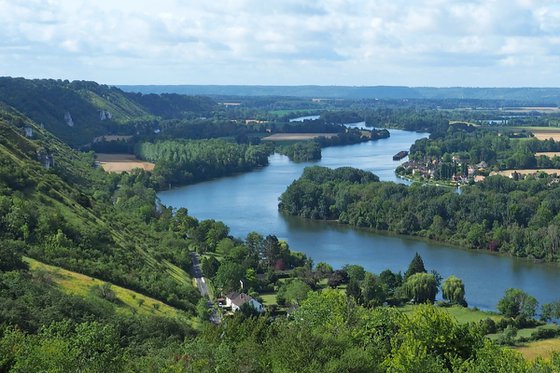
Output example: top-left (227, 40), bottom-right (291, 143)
top-left (0, 77), bottom-right (217, 146)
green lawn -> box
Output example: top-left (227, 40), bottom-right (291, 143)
top-left (260, 293), bottom-right (277, 306)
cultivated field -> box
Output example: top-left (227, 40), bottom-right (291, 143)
top-left (503, 107), bottom-right (560, 113)
top-left (262, 133), bottom-right (339, 141)
top-left (530, 129), bottom-right (560, 141)
top-left (535, 152), bottom-right (560, 158)
top-left (492, 169), bottom-right (560, 177)
top-left (96, 153), bottom-right (155, 173)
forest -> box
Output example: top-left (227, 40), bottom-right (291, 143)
top-left (135, 139), bottom-right (271, 187)
top-left (279, 166), bottom-right (560, 261)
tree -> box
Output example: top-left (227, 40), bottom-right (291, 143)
top-left (540, 301), bottom-right (560, 322)
top-left (379, 269), bottom-right (402, 295)
top-left (264, 235), bottom-right (281, 267)
top-left (442, 275), bottom-right (467, 306)
top-left (327, 270), bottom-right (347, 288)
top-left (497, 288), bottom-right (538, 319)
top-left (343, 264), bottom-right (366, 282)
top-left (201, 256), bottom-right (220, 277)
top-left (361, 272), bottom-right (386, 307)
top-left (276, 279), bottom-right (311, 306)
top-left (403, 273), bottom-right (438, 304)
top-left (315, 262), bottom-right (333, 278)
top-left (404, 252), bottom-right (426, 279)
top-left (0, 241), bottom-right (28, 272)
top-left (214, 262), bottom-right (245, 293)
top-left (196, 298), bottom-right (209, 321)
top-left (346, 278), bottom-right (362, 303)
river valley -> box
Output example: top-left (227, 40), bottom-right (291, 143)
top-left (158, 128), bottom-right (560, 310)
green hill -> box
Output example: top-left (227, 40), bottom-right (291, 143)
top-left (0, 77), bottom-right (218, 147)
top-left (0, 104), bottom-right (203, 314)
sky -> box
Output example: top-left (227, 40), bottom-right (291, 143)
top-left (1, 0), bottom-right (559, 87)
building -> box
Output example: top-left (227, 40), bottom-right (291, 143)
top-left (225, 292), bottom-right (265, 313)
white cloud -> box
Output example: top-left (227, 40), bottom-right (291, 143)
top-left (0, 0), bottom-right (558, 86)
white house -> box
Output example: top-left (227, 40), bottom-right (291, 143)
top-left (225, 292), bottom-right (265, 313)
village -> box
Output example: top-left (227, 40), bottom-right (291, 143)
top-left (397, 155), bottom-right (488, 186)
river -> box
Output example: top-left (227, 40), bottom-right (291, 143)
top-left (158, 128), bottom-right (560, 310)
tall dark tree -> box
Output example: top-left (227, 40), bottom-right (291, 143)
top-left (404, 252), bottom-right (427, 279)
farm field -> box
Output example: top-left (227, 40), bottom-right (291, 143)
top-left (492, 169), bottom-right (560, 177)
top-left (96, 153), bottom-right (155, 173)
top-left (502, 107), bottom-right (560, 113)
top-left (535, 152), bottom-right (560, 158)
top-left (262, 133), bottom-right (338, 141)
top-left (529, 129), bottom-right (560, 141)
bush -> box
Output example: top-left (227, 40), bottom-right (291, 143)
top-left (479, 318), bottom-right (497, 335)
top-left (530, 327), bottom-right (560, 341)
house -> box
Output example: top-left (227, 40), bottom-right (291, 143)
top-left (225, 292), bottom-right (265, 313)
top-left (24, 127), bottom-right (33, 138)
top-left (474, 175), bottom-right (486, 183)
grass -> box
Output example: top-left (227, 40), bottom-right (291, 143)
top-left (260, 293), bottom-right (277, 306)
top-left (514, 339), bottom-right (560, 361)
top-left (25, 257), bottom-right (196, 323)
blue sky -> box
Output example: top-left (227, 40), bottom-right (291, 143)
top-left (1, 0), bottom-right (559, 87)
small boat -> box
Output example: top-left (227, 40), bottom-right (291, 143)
top-left (393, 150), bottom-right (409, 161)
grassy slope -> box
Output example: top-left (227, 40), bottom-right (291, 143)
top-left (514, 338), bottom-right (560, 361)
top-left (0, 109), bottom-right (198, 309)
top-left (26, 258), bottom-right (181, 319)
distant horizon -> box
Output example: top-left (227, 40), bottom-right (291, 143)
top-left (2, 2), bottom-right (559, 87)
top-left (119, 83), bottom-right (560, 89)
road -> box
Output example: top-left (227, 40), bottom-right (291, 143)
top-left (190, 252), bottom-right (209, 297)
top-left (190, 252), bottom-right (221, 324)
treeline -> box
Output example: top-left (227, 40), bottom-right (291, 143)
top-left (277, 141), bottom-right (322, 162)
top-left (280, 166), bottom-right (560, 261)
top-left (124, 92), bottom-right (216, 118)
top-left (276, 129), bottom-right (390, 163)
top-left (135, 139), bottom-right (271, 187)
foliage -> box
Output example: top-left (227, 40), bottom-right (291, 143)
top-left (276, 279), bottom-right (311, 306)
top-left (403, 273), bottom-right (438, 304)
top-left (442, 275), bottom-right (467, 307)
top-left (277, 141), bottom-right (321, 162)
top-left (404, 252), bottom-right (427, 279)
top-left (136, 139), bottom-right (271, 187)
top-left (280, 165), bottom-right (560, 262)
top-left (497, 288), bottom-right (538, 319)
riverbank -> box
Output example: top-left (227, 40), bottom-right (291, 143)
top-left (158, 129), bottom-right (560, 311)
